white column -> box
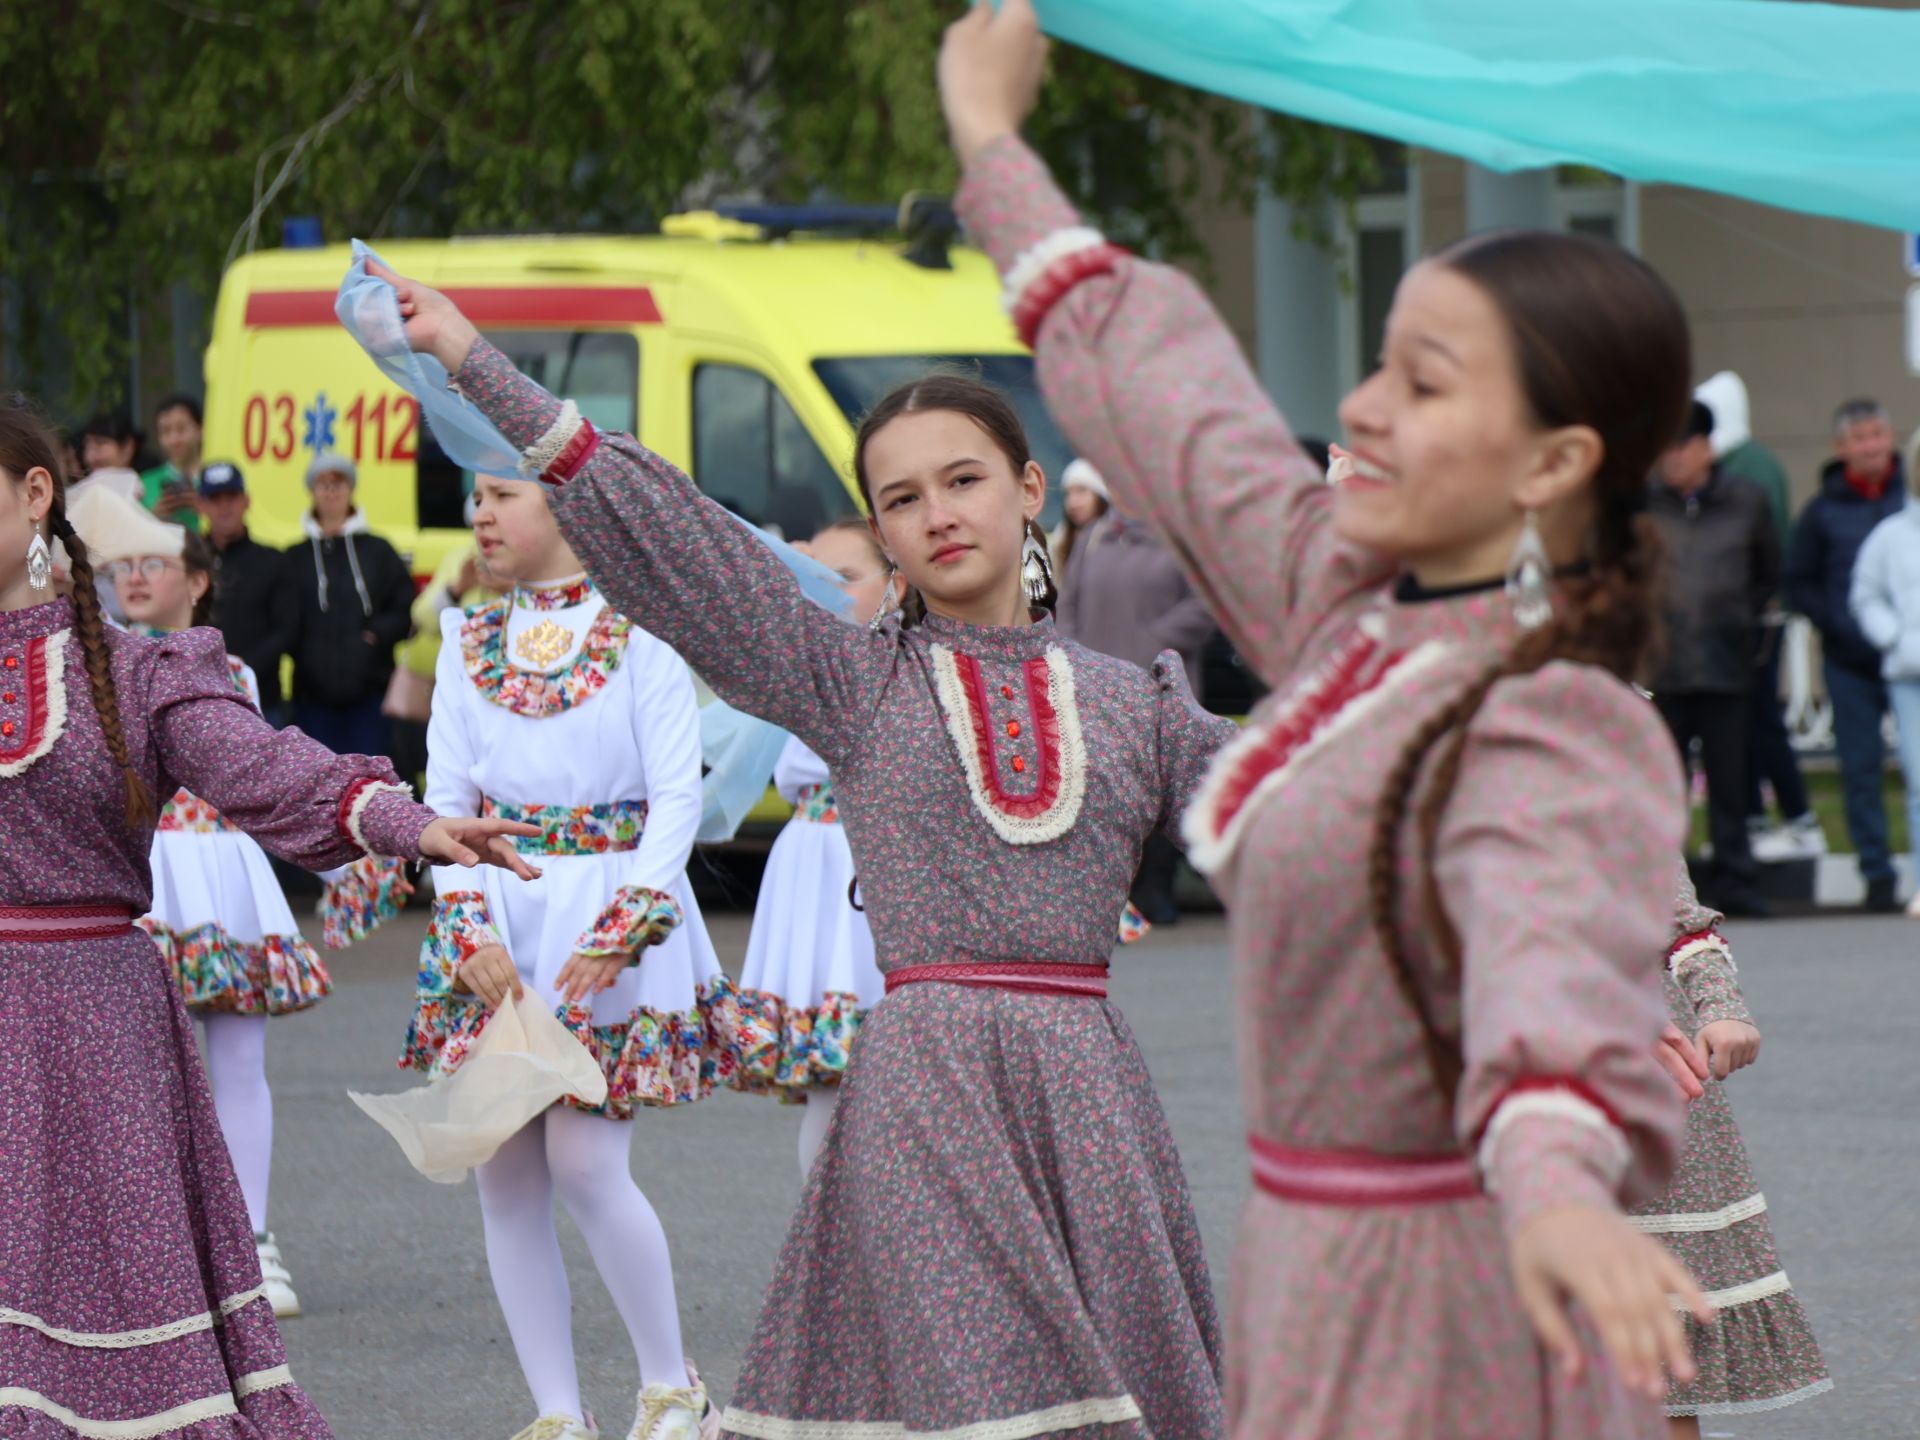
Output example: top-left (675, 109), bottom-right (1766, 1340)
top-left (1465, 165), bottom-right (1553, 233)
top-left (1254, 190), bottom-right (1342, 442)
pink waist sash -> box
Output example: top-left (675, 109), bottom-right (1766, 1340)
top-left (0, 903), bottom-right (136, 943)
top-left (884, 961), bottom-right (1110, 999)
top-left (1249, 1134), bottom-right (1481, 1207)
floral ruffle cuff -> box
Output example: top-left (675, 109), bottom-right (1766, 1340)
top-left (318, 856), bottom-right (415, 950)
top-left (573, 885), bottom-right (681, 960)
top-left (417, 890), bottom-right (506, 997)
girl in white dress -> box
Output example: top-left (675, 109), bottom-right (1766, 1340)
top-left (735, 521), bottom-right (892, 1176)
top-left (404, 473), bottom-right (731, 1440)
top-left (85, 495), bottom-right (322, 1320)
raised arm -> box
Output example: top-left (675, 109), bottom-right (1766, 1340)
top-left (451, 340), bottom-right (883, 766)
top-left (952, 138), bottom-right (1382, 684)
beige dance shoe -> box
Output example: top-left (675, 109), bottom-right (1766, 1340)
top-left (626, 1368), bottom-right (712, 1440)
top-left (254, 1233), bottom-right (300, 1318)
top-left (508, 1415), bottom-right (598, 1440)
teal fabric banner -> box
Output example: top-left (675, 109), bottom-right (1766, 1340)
top-left (1035, 0), bottom-right (1920, 231)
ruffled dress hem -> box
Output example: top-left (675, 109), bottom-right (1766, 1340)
top-left (316, 856), bottom-right (413, 950)
top-left (139, 921), bottom-right (332, 1017)
top-left (728, 989), bottom-right (865, 1102)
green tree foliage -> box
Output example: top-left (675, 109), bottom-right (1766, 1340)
top-left (1, 0), bottom-right (1374, 411)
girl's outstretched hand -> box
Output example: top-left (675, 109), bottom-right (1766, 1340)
top-left (419, 816), bottom-right (543, 882)
top-left (1510, 1205), bottom-right (1714, 1402)
top-left (1654, 1022), bottom-right (1709, 1100)
top-left (365, 259), bottom-right (482, 374)
top-left (939, 0), bottom-right (1050, 166)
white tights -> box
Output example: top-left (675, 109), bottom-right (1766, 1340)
top-left (797, 1086), bottom-right (840, 1179)
top-left (474, 1109), bottom-right (687, 1422)
top-left (200, 1014), bottom-right (272, 1235)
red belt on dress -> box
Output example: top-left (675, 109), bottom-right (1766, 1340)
top-left (884, 961), bottom-right (1110, 999)
top-left (1248, 1133), bottom-right (1481, 1207)
top-left (0, 903), bottom-right (136, 943)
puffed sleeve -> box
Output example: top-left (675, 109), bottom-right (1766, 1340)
top-left (1151, 651), bottom-right (1239, 844)
top-left (1436, 663), bottom-right (1690, 1234)
top-left (955, 134), bottom-right (1393, 686)
top-left (1666, 868), bottom-right (1753, 1030)
top-left (147, 627), bottom-right (431, 869)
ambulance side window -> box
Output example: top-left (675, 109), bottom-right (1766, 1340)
top-left (692, 364), bottom-right (848, 541)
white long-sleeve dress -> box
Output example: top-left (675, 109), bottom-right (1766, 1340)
top-left (399, 575), bottom-right (738, 1115)
top-left (735, 734), bottom-right (882, 1097)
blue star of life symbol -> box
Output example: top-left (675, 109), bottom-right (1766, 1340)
top-left (302, 393), bottom-right (338, 454)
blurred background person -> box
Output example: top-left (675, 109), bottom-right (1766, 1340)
top-left (1695, 373), bottom-right (1821, 859)
top-left (281, 451), bottom-right (415, 758)
top-left (1648, 400), bottom-right (1778, 917)
top-left (1055, 457), bottom-right (1218, 924)
top-left (1051, 455), bottom-right (1109, 577)
top-left (1848, 427), bottom-right (1920, 918)
top-left (198, 461), bottom-right (294, 728)
top-left (142, 393), bottom-right (206, 524)
top-left (1787, 398), bottom-right (1907, 912)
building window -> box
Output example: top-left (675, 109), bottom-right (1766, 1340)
top-left (691, 363), bottom-right (844, 540)
top-left (1552, 166), bottom-right (1640, 252)
top-left (1336, 143), bottom-right (1420, 395)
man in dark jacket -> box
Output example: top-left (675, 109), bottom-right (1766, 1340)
top-left (281, 451), bottom-right (416, 758)
top-left (1785, 398), bottom-right (1907, 910)
top-left (1648, 401), bottom-right (1780, 916)
top-left (197, 462), bottom-right (295, 725)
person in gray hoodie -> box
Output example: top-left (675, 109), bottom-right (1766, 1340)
top-left (1849, 425), bottom-right (1920, 916)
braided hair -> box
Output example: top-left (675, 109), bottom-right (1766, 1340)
top-left (2, 398), bottom-right (153, 826)
top-left (1363, 230), bottom-right (1690, 1098)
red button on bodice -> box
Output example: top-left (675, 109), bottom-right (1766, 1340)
top-left (1006, 721), bottom-right (1021, 738)
top-left (2, 656), bottom-right (17, 670)
top-left (1010, 756), bottom-right (1026, 774)
top-left (2, 693), bottom-right (14, 705)
top-left (1, 721), bottom-right (14, 738)
top-left (1001, 684), bottom-right (1015, 699)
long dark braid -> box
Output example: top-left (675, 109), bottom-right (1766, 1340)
top-left (1, 398), bottom-right (152, 826)
top-left (1362, 229), bottom-right (1689, 1102)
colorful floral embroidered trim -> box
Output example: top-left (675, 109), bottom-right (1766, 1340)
top-left (574, 884), bottom-right (681, 958)
top-left (929, 643), bottom-right (1087, 846)
top-left (729, 990), bottom-right (864, 1095)
top-left (0, 629), bottom-right (68, 779)
top-left (791, 783), bottom-right (839, 825)
top-left (402, 973), bottom-right (751, 1117)
top-left (156, 788), bottom-right (242, 835)
top-left (513, 574), bottom-right (595, 611)
top-left (421, 891), bottom-right (505, 983)
top-left (318, 855), bottom-right (414, 949)
top-left (1118, 901), bottom-right (1151, 945)
top-left (461, 595), bottom-right (630, 718)
top-left (140, 920), bottom-right (333, 1016)
top-left (480, 797), bottom-right (648, 855)
top-left (1184, 626), bottom-right (1454, 876)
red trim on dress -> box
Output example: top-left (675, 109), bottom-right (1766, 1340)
top-left (1012, 243), bottom-right (1130, 349)
top-left (1247, 1134), bottom-right (1480, 1207)
top-left (1666, 927), bottom-right (1721, 959)
top-left (885, 961), bottom-right (1109, 999)
top-left (1471, 1073), bottom-right (1629, 1150)
top-left (0, 636), bottom-right (51, 767)
top-left (953, 651), bottom-right (1062, 821)
top-left (336, 777), bottom-right (379, 843)
top-left (542, 420), bottom-right (602, 487)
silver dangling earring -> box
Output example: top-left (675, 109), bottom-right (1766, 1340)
top-left (1504, 510), bottom-right (1553, 631)
top-left (868, 568), bottom-right (898, 631)
top-left (1021, 525), bottom-right (1054, 605)
top-left (26, 531), bottom-right (52, 593)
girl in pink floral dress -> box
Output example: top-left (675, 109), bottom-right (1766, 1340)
top-left (71, 489), bottom-right (330, 1321)
top-left (0, 400), bottom-right (533, 1438)
top-left (363, 246), bottom-right (1239, 1435)
top-left (938, 4), bottom-right (1713, 1436)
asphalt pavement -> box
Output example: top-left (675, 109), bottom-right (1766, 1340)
top-left (254, 902), bottom-right (1914, 1439)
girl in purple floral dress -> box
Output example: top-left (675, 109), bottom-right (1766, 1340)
top-left (364, 249), bottom-right (1239, 1436)
top-left (0, 400), bottom-right (533, 1438)
top-left (937, 4), bottom-right (1713, 1436)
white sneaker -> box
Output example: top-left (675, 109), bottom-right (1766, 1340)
top-left (1751, 815), bottom-right (1829, 862)
top-left (254, 1234), bottom-right (300, 1319)
top-left (627, 1371), bottom-right (710, 1440)
top-left (509, 1417), bottom-right (598, 1440)
top-left (1905, 890), bottom-right (1920, 919)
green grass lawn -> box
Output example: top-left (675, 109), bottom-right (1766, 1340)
top-left (1690, 768), bottom-right (1910, 856)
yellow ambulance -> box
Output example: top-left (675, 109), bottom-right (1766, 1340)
top-left (200, 205), bottom-right (1073, 582)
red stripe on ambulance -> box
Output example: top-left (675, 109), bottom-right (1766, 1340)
top-left (244, 287), bottom-right (663, 327)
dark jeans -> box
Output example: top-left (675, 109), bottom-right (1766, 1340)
top-left (292, 696), bottom-right (393, 761)
top-left (1658, 691), bottom-right (1756, 889)
top-left (1744, 631), bottom-right (1810, 820)
top-left (1823, 659), bottom-right (1893, 885)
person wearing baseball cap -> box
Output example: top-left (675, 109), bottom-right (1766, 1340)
top-left (194, 461), bottom-right (297, 724)
top-left (282, 450), bottom-right (414, 756)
